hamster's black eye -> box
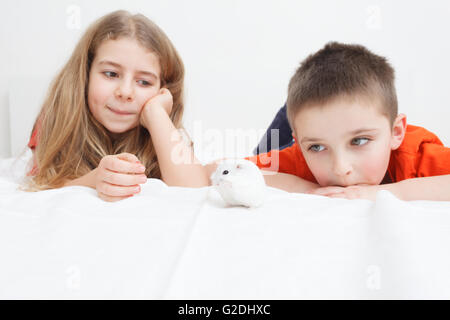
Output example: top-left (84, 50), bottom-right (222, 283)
top-left (222, 170), bottom-right (229, 175)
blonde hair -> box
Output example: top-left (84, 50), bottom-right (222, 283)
top-left (26, 10), bottom-right (186, 190)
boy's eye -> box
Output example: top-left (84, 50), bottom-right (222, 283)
top-left (309, 144), bottom-right (325, 152)
top-left (103, 71), bottom-right (118, 78)
top-left (351, 137), bottom-right (370, 146)
top-left (137, 79), bottom-right (152, 86)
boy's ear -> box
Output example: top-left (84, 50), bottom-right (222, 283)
top-left (292, 129), bottom-right (299, 145)
top-left (390, 113), bottom-right (407, 150)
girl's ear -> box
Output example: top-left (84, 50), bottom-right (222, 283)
top-left (390, 113), bottom-right (407, 150)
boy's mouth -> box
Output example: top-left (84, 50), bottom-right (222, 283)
top-left (333, 182), bottom-right (372, 187)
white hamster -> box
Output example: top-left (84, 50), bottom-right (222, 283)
top-left (210, 159), bottom-right (266, 208)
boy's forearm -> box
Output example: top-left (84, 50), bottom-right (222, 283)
top-left (143, 108), bottom-right (209, 188)
top-left (388, 175), bottom-right (450, 201)
top-left (262, 171), bottom-right (319, 193)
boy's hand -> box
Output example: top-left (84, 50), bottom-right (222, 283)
top-left (140, 88), bottom-right (173, 130)
top-left (94, 153), bottom-right (147, 202)
top-left (308, 184), bottom-right (380, 200)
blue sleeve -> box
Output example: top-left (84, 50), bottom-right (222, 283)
top-left (253, 103), bottom-right (294, 155)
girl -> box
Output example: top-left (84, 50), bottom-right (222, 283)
top-left (26, 10), bottom-right (208, 201)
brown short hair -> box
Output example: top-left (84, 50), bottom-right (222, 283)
top-left (287, 42), bottom-right (397, 130)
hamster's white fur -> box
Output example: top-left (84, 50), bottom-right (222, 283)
top-left (210, 159), bottom-right (266, 208)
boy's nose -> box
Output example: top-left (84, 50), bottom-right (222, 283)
top-left (332, 156), bottom-right (352, 177)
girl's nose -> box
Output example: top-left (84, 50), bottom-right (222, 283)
top-left (115, 80), bottom-right (134, 102)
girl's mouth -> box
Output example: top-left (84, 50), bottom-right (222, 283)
top-left (107, 106), bottom-right (134, 116)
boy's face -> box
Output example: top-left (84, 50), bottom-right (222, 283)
top-left (293, 96), bottom-right (406, 187)
top-left (88, 37), bottom-right (161, 135)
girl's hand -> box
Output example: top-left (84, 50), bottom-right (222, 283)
top-left (140, 88), bottom-right (173, 130)
top-left (94, 152), bottom-right (147, 202)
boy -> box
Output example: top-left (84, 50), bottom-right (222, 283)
top-left (207, 42), bottom-right (450, 201)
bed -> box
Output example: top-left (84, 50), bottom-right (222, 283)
top-left (1, 151), bottom-right (450, 299)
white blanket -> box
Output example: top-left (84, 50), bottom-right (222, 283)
top-left (1, 152), bottom-right (450, 299)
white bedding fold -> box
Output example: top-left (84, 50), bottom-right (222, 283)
top-left (1, 153), bottom-right (450, 299)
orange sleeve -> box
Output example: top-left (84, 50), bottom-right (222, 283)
top-left (27, 129), bottom-right (39, 176)
top-left (28, 115), bottom-right (43, 151)
top-left (28, 127), bottom-right (38, 150)
top-left (27, 120), bottom-right (41, 176)
top-left (416, 143), bottom-right (450, 177)
top-left (245, 143), bottom-right (317, 183)
top-left (388, 125), bottom-right (450, 181)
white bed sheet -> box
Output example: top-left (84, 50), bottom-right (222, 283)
top-left (1, 151), bottom-right (450, 299)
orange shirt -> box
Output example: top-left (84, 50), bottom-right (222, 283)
top-left (246, 125), bottom-right (450, 183)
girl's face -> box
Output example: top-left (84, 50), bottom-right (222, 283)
top-left (88, 37), bottom-right (161, 134)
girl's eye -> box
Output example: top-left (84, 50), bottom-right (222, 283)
top-left (103, 71), bottom-right (118, 78)
top-left (351, 137), bottom-right (370, 146)
top-left (137, 80), bottom-right (152, 86)
top-left (309, 144), bottom-right (325, 152)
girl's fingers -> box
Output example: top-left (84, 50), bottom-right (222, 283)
top-left (98, 181), bottom-right (141, 197)
top-left (116, 152), bottom-right (140, 163)
top-left (104, 157), bottom-right (146, 174)
top-left (160, 88), bottom-right (171, 96)
top-left (102, 170), bottom-right (147, 186)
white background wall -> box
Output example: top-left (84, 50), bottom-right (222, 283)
top-left (1, 0), bottom-right (450, 161)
